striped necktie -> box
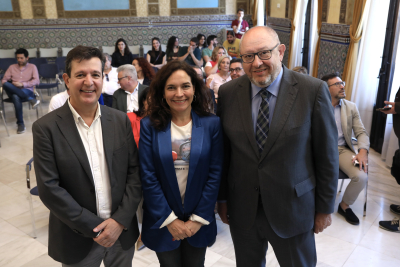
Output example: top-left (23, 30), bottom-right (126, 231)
top-left (256, 89), bottom-right (271, 154)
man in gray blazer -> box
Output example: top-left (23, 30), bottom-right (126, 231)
top-left (33, 46), bottom-right (142, 266)
top-left (112, 64), bottom-right (147, 113)
top-left (322, 73), bottom-right (369, 226)
top-left (217, 26), bottom-right (338, 266)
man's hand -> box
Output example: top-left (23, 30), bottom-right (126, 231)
top-left (93, 218), bottom-right (124, 247)
top-left (167, 219), bottom-right (192, 241)
top-left (12, 81), bottom-right (23, 88)
top-left (381, 101), bottom-right (397, 114)
top-left (184, 220), bottom-right (202, 236)
top-left (217, 202), bottom-right (229, 225)
top-left (314, 213), bottom-right (332, 234)
top-left (187, 46), bottom-right (193, 55)
top-left (353, 149), bottom-right (368, 173)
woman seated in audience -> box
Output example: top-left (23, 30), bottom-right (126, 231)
top-left (132, 57), bottom-right (156, 86)
top-left (197, 34), bottom-right (207, 51)
top-left (147, 37), bottom-right (166, 69)
top-left (206, 55), bottom-right (231, 102)
top-left (166, 36), bottom-right (181, 62)
top-left (204, 45), bottom-right (227, 77)
top-left (111, 38), bottom-right (135, 67)
top-left (139, 60), bottom-right (223, 267)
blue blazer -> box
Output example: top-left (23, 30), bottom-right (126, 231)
top-left (139, 111), bottom-right (223, 252)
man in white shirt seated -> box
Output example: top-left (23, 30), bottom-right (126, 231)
top-left (102, 53), bottom-right (119, 107)
top-left (112, 64), bottom-right (147, 113)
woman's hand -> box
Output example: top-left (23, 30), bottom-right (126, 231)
top-left (184, 220), bottom-right (202, 236)
top-left (167, 219), bottom-right (192, 241)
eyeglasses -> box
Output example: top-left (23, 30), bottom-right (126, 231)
top-left (328, 81), bottom-right (345, 87)
top-left (229, 67), bottom-right (243, 73)
top-left (118, 76), bottom-right (129, 82)
top-left (240, 43), bottom-right (280, 63)
top-left (105, 74), bottom-right (109, 82)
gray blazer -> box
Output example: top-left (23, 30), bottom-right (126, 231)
top-left (217, 66), bottom-right (339, 238)
top-left (33, 103), bottom-right (142, 265)
top-left (339, 99), bottom-right (369, 153)
top-left (112, 83), bottom-right (148, 113)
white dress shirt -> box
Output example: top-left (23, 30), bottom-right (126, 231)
top-left (68, 99), bottom-right (112, 219)
top-left (48, 91), bottom-right (69, 112)
top-left (102, 67), bottom-right (119, 95)
top-left (125, 83), bottom-right (139, 112)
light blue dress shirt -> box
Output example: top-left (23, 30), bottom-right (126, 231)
top-left (334, 100), bottom-right (347, 146)
top-left (251, 67), bottom-right (283, 134)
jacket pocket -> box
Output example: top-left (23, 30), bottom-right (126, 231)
top-left (294, 177), bottom-right (316, 197)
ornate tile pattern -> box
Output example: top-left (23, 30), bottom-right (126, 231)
top-left (268, 18), bottom-right (291, 67)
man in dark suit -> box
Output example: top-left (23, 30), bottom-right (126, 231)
top-left (217, 26), bottom-right (339, 266)
top-left (33, 46), bottom-right (142, 266)
top-left (112, 64), bottom-right (147, 113)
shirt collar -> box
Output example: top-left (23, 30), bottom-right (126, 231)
top-left (68, 98), bottom-right (101, 124)
top-left (251, 66), bottom-right (283, 99)
top-left (125, 83), bottom-right (139, 95)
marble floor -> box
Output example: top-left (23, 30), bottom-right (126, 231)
top-left (0, 89), bottom-right (400, 267)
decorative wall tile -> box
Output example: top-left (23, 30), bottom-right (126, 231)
top-left (268, 17), bottom-right (291, 67)
top-left (320, 22), bottom-right (350, 35)
top-left (317, 40), bottom-right (349, 78)
top-left (44, 0), bottom-right (57, 19)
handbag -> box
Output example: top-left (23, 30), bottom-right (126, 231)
top-left (391, 149), bottom-right (400, 185)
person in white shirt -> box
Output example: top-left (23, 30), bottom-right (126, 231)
top-left (102, 53), bottom-right (120, 107)
top-left (112, 64), bottom-right (147, 113)
top-left (206, 55), bottom-right (231, 101)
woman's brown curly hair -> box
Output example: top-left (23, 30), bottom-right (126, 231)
top-left (132, 57), bottom-right (155, 80)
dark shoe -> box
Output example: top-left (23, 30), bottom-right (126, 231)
top-left (338, 204), bottom-right (360, 225)
top-left (390, 204), bottom-right (400, 215)
top-left (379, 218), bottom-right (400, 232)
top-left (17, 124), bottom-right (26, 134)
top-left (29, 98), bottom-right (40, 109)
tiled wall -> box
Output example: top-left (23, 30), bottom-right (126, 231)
top-left (267, 17), bottom-right (291, 67)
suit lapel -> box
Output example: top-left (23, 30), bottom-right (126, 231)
top-left (121, 91), bottom-right (127, 114)
top-left (55, 103), bottom-right (94, 186)
top-left (260, 67), bottom-right (299, 162)
top-left (100, 106), bottom-right (115, 188)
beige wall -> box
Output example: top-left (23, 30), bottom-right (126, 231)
top-left (327, 0), bottom-right (341, 24)
top-left (270, 0), bottom-right (286, 18)
top-left (44, 0), bottom-right (57, 19)
top-left (19, 0), bottom-right (33, 19)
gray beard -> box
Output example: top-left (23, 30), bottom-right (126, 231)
top-left (250, 69), bottom-right (279, 88)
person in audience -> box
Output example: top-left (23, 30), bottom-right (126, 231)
top-left (32, 45), bottom-right (142, 266)
top-left (132, 57), bottom-right (155, 86)
top-left (147, 37), bottom-right (166, 69)
top-left (48, 89), bottom-right (105, 113)
top-left (378, 89), bottom-right (400, 232)
top-left (229, 58), bottom-right (245, 80)
top-left (204, 45), bottom-right (227, 77)
top-left (113, 64), bottom-right (148, 113)
top-left (102, 53), bottom-right (119, 107)
top-left (206, 55), bottom-right (231, 102)
top-left (202, 35), bottom-right (218, 64)
top-left (111, 38), bottom-right (135, 67)
top-left (231, 8), bottom-right (249, 39)
top-left (166, 36), bottom-right (181, 62)
top-left (193, 65), bottom-right (216, 114)
top-left (197, 34), bottom-right (207, 51)
top-left (292, 66), bottom-right (308, 74)
top-left (1, 48), bottom-right (40, 134)
top-left (178, 37), bottom-right (202, 67)
top-left (321, 73), bottom-right (369, 226)
top-left (223, 31), bottom-right (240, 58)
top-left (217, 26), bottom-right (338, 267)
top-left (139, 60), bottom-right (223, 266)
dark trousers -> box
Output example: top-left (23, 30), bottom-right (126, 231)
top-left (230, 199), bottom-right (317, 267)
top-left (3, 82), bottom-right (35, 125)
top-left (103, 93), bottom-right (113, 107)
top-left (156, 239), bottom-right (207, 267)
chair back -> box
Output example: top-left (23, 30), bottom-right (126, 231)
top-left (0, 58), bottom-right (17, 74)
top-left (29, 58), bottom-right (48, 70)
top-left (39, 64), bottom-right (59, 79)
top-left (55, 57), bottom-right (66, 74)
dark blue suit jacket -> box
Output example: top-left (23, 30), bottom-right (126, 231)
top-left (139, 111), bottom-right (223, 252)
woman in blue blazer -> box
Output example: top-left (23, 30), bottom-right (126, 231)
top-left (139, 60), bottom-right (223, 266)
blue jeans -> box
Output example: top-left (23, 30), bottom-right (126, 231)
top-left (3, 82), bottom-right (35, 125)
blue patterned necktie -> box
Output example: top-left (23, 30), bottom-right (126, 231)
top-left (256, 89), bottom-right (271, 154)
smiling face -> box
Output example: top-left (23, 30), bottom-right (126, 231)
top-left (153, 40), bottom-right (160, 51)
top-left (227, 34), bottom-right (236, 44)
top-left (174, 38), bottom-right (179, 47)
top-left (117, 41), bottom-right (126, 52)
top-left (217, 48), bottom-right (225, 61)
top-left (63, 58), bottom-right (103, 112)
top-left (199, 36), bottom-right (205, 45)
top-left (164, 70), bottom-right (195, 118)
top-left (230, 62), bottom-right (244, 79)
top-left (240, 27), bottom-right (285, 88)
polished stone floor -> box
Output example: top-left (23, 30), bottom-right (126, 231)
top-left (0, 89), bottom-right (400, 266)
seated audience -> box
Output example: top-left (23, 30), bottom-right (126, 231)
top-left (206, 55), bottom-right (231, 102)
top-left (102, 53), bottom-right (119, 107)
top-left (202, 35), bottom-right (218, 64)
top-left (166, 36), bottom-right (180, 62)
top-left (128, 86), bottom-right (150, 147)
top-left (111, 38), bottom-right (135, 67)
top-left (147, 37), bottom-right (166, 69)
top-left (139, 60), bottom-right (223, 266)
top-left (231, 8), bottom-right (249, 39)
top-left (197, 34), bottom-right (207, 51)
top-left (223, 31), bottom-right (240, 58)
top-left (1, 48), bottom-right (40, 134)
top-left (193, 66), bottom-right (216, 114)
top-left (321, 72), bottom-right (369, 226)
top-left (204, 45), bottom-right (227, 77)
top-left (178, 37), bottom-right (202, 67)
top-left (292, 66), bottom-right (308, 74)
top-left (229, 58), bottom-right (245, 79)
top-left (113, 64), bottom-right (148, 113)
top-left (48, 90), bottom-right (104, 112)
top-left (132, 57), bottom-right (155, 86)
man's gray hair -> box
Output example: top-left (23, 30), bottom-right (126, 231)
top-left (117, 64), bottom-right (137, 80)
top-left (103, 53), bottom-right (112, 62)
